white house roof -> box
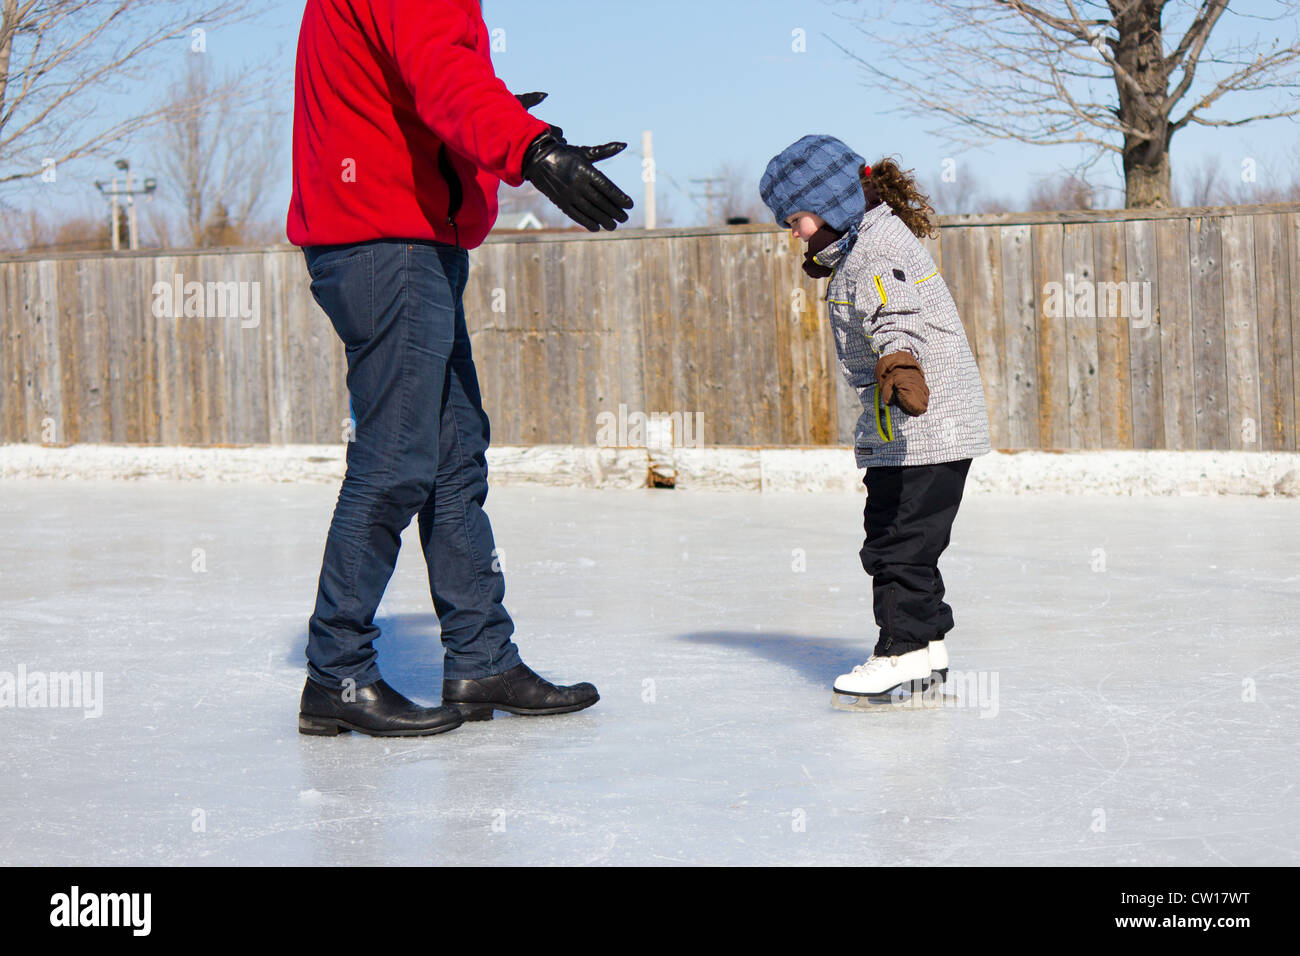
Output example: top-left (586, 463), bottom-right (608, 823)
top-left (492, 212), bottom-right (544, 231)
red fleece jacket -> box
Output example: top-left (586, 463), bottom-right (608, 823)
top-left (286, 0), bottom-right (550, 249)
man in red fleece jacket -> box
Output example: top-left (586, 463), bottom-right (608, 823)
top-left (290, 0), bottom-right (633, 739)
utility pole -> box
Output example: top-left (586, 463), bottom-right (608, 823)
top-left (109, 173), bottom-right (120, 251)
top-left (95, 159), bottom-right (156, 251)
top-left (690, 177), bottom-right (724, 226)
top-left (642, 130), bottom-right (656, 230)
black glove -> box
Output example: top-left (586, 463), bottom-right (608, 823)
top-left (513, 91), bottom-right (563, 141)
top-left (522, 129), bottom-right (633, 232)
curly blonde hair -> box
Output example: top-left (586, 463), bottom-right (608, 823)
top-left (861, 157), bottom-right (938, 240)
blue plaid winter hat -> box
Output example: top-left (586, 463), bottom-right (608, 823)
top-left (760, 135), bottom-right (867, 233)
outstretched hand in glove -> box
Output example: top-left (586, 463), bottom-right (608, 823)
top-left (522, 128), bottom-right (633, 232)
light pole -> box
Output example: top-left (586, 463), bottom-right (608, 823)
top-left (642, 130), bottom-right (656, 230)
top-left (94, 159), bottom-right (157, 251)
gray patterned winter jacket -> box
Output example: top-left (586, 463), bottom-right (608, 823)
top-left (812, 202), bottom-right (991, 468)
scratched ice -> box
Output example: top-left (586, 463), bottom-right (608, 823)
top-left (1, 479), bottom-right (1296, 864)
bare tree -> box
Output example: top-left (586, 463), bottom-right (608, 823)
top-left (1179, 152), bottom-right (1226, 205)
top-left (926, 173), bottom-right (1016, 215)
top-left (1026, 171), bottom-right (1097, 209)
top-left (1175, 142), bottom-right (1300, 205)
top-left (710, 161), bottom-right (768, 224)
top-left (148, 56), bottom-right (282, 247)
top-left (0, 1), bottom-right (265, 190)
top-left (47, 213), bottom-right (111, 251)
top-left (0, 197), bottom-right (115, 251)
top-left (832, 1), bottom-right (1300, 208)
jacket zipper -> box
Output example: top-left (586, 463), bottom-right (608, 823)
top-left (873, 384), bottom-right (894, 442)
top-left (437, 143), bottom-right (463, 247)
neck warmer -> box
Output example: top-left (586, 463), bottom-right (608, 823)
top-left (802, 223), bottom-right (845, 279)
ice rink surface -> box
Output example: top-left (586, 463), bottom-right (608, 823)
top-left (2, 479), bottom-right (1297, 866)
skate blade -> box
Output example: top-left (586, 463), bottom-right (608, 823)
top-left (831, 691), bottom-right (901, 712)
top-left (831, 682), bottom-right (955, 712)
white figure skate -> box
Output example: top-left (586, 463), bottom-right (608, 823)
top-left (831, 645), bottom-right (949, 712)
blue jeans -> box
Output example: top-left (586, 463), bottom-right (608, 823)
top-left (303, 239), bottom-right (522, 688)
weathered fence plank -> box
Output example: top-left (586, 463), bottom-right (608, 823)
top-left (611, 236), bottom-right (648, 440)
top-left (686, 232), bottom-right (715, 436)
top-left (999, 225), bottom-right (1038, 448)
top-left (32, 261), bottom-right (61, 443)
top-left (1063, 222), bottom-right (1101, 449)
top-left (1221, 215), bottom-right (1261, 450)
top-left (55, 258), bottom-right (81, 442)
top-left (123, 258), bottom-right (149, 442)
top-left (666, 233), bottom-right (699, 442)
top-left (539, 240), bottom-right (577, 443)
top-left (639, 237), bottom-right (674, 441)
top-left (1290, 214), bottom-right (1300, 451)
top-left (770, 233), bottom-right (799, 445)
top-left (969, 226), bottom-right (1008, 448)
top-left (466, 240), bottom-right (513, 442)
top-left (749, 233), bottom-right (783, 445)
top-left (1250, 215), bottom-right (1294, 451)
top-left (1032, 223), bottom-right (1069, 448)
top-left (1189, 217), bottom-right (1229, 449)
top-left (713, 234), bottom-right (750, 446)
top-left (208, 253), bottom-right (233, 444)
top-left (1125, 219), bottom-right (1163, 449)
top-left (1092, 220), bottom-right (1133, 449)
top-left (0, 266), bottom-right (15, 439)
top-left (1155, 219), bottom-right (1195, 450)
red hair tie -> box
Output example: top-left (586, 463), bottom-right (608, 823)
top-left (863, 164), bottom-right (872, 179)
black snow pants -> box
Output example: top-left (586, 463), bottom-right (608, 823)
top-left (860, 458), bottom-right (972, 657)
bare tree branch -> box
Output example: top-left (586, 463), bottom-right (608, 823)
top-left (149, 55), bottom-right (283, 247)
top-left (830, 0), bottom-right (1300, 207)
top-left (0, 0), bottom-right (266, 187)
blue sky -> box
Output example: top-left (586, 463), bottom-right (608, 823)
top-left (21, 0), bottom-right (1300, 233)
top-left (480, 0), bottom-right (1300, 216)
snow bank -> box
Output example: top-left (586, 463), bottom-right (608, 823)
top-left (3, 443), bottom-right (1299, 496)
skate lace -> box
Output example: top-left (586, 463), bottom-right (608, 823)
top-left (850, 656), bottom-right (890, 676)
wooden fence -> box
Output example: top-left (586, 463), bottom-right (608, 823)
top-left (2, 203), bottom-right (1298, 450)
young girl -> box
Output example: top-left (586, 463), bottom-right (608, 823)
top-left (759, 135), bottom-right (991, 704)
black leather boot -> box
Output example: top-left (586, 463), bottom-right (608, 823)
top-left (299, 677), bottom-right (464, 737)
top-left (442, 663), bottom-right (599, 720)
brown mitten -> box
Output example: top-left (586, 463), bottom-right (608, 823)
top-left (875, 351), bottom-right (929, 416)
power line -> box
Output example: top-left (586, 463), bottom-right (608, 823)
top-left (690, 177), bottom-right (725, 226)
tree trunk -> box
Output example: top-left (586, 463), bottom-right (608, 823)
top-left (1113, 0), bottom-right (1174, 208)
top-left (1123, 141), bottom-right (1172, 208)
